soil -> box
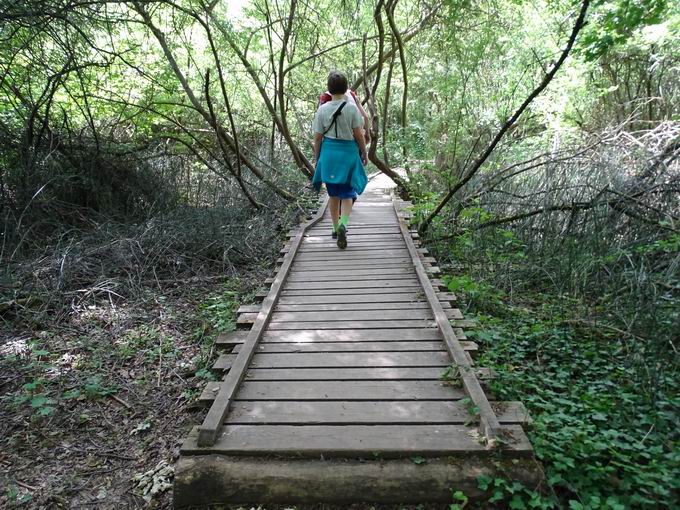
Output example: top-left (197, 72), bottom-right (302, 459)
top-left (0, 274), bottom-right (266, 509)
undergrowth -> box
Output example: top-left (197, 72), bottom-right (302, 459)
top-left (439, 275), bottom-right (679, 509)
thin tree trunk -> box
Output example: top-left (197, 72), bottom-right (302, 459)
top-left (419, 0), bottom-right (591, 233)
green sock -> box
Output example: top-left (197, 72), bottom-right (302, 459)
top-left (331, 223), bottom-right (338, 232)
top-left (340, 214), bottom-right (349, 227)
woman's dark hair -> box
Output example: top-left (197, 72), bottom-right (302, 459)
top-left (327, 71), bottom-right (348, 95)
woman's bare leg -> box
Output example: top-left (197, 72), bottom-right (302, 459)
top-left (329, 197), bottom-right (341, 231)
top-left (340, 198), bottom-right (354, 224)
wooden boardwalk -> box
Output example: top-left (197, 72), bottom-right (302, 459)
top-left (175, 182), bottom-right (539, 507)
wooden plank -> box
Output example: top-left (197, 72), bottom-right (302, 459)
top-left (300, 239), bottom-right (406, 247)
top-left (215, 331), bottom-right (248, 348)
top-left (287, 273), bottom-right (417, 283)
top-left (181, 424), bottom-right (533, 457)
top-left (391, 193), bottom-right (502, 447)
top-left (280, 287), bottom-right (424, 297)
top-left (306, 228), bottom-right (401, 236)
top-left (284, 279), bottom-right (420, 290)
top-left (213, 353), bottom-right (237, 371)
top-left (237, 304), bottom-right (261, 314)
top-left (453, 319), bottom-right (477, 328)
top-left (239, 367), bottom-right (493, 382)
top-left (277, 293), bottom-right (424, 305)
top-left (196, 196), bottom-right (330, 447)
top-left (234, 380), bottom-right (463, 400)
top-left (294, 251), bottom-right (410, 261)
top-left (303, 234), bottom-right (405, 243)
top-left (290, 259), bottom-right (413, 269)
top-left (299, 243), bottom-right (409, 252)
top-left (268, 309), bottom-right (462, 322)
top-left (247, 351), bottom-right (451, 368)
top-left (315, 222), bottom-right (397, 228)
top-left (226, 401), bottom-right (530, 425)
top-left (266, 320), bottom-right (437, 330)
top-left (262, 328), bottom-right (443, 342)
top-left (235, 341), bottom-right (478, 354)
top-left (274, 302), bottom-right (452, 311)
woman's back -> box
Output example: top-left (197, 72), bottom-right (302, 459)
top-left (313, 99), bottom-right (363, 141)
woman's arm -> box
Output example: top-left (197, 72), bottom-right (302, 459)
top-left (313, 132), bottom-right (324, 164)
top-left (351, 90), bottom-right (371, 143)
top-left (353, 127), bottom-right (368, 165)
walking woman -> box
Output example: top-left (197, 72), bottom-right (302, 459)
top-left (312, 71), bottom-right (368, 249)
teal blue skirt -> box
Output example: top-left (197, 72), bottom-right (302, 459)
top-left (312, 138), bottom-right (367, 195)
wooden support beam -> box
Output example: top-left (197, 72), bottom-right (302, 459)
top-left (196, 195), bottom-right (330, 446)
top-left (391, 192), bottom-right (502, 448)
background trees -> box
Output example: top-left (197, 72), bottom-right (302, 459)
top-left (1, 0), bottom-right (678, 507)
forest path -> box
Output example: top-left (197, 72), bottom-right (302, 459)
top-left (174, 182), bottom-right (538, 506)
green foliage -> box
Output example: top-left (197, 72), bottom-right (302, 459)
top-left (82, 376), bottom-right (118, 400)
top-left (200, 291), bottom-right (240, 333)
top-left (580, 0), bottom-right (669, 60)
top-left (464, 303), bottom-right (680, 508)
top-left (450, 489), bottom-right (469, 509)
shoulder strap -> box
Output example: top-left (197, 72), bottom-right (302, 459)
top-left (323, 101), bottom-right (347, 137)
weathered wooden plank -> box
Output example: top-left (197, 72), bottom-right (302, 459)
top-left (247, 351), bottom-right (451, 368)
top-left (237, 366), bottom-right (494, 381)
top-left (284, 279), bottom-right (420, 291)
top-left (300, 240), bottom-right (407, 248)
top-left (290, 258), bottom-right (413, 268)
top-left (274, 301), bottom-right (452, 311)
top-left (277, 293), bottom-right (424, 305)
top-left (287, 273), bottom-right (417, 283)
top-left (303, 234), bottom-right (405, 242)
top-left (290, 266), bottom-right (414, 276)
top-left (261, 328), bottom-right (443, 342)
top-left (295, 250), bottom-right (410, 261)
top-left (280, 287), bottom-right (424, 297)
top-left (453, 319), bottom-right (477, 328)
top-left (237, 304), bottom-right (261, 314)
top-left (213, 353), bottom-right (238, 371)
top-left (215, 331), bottom-right (248, 348)
top-left (453, 328), bottom-right (468, 341)
top-left (310, 230), bottom-right (399, 239)
top-left (267, 309), bottom-right (462, 322)
top-left (266, 320), bottom-right (437, 330)
top-left (235, 380), bottom-right (463, 400)
top-left (235, 340), bottom-right (478, 354)
top-left (181, 424), bottom-right (533, 457)
top-left (196, 196), bottom-right (330, 447)
top-left (226, 401), bottom-right (530, 425)
top-left (391, 194), bottom-right (502, 447)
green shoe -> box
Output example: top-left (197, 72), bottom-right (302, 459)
top-left (336, 224), bottom-right (347, 249)
top-left (331, 230), bottom-right (338, 239)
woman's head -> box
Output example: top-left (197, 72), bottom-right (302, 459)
top-left (327, 71), bottom-right (348, 95)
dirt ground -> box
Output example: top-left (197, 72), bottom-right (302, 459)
top-left (0, 274), bottom-right (266, 509)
